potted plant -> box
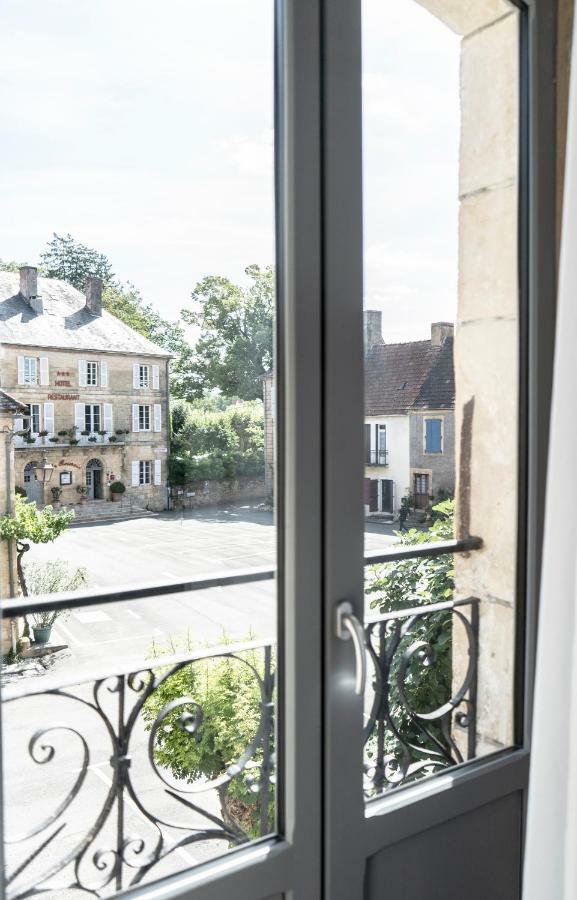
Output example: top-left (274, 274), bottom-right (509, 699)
top-left (38, 430), bottom-right (49, 444)
top-left (88, 435), bottom-right (97, 443)
top-left (58, 430), bottom-right (68, 437)
top-left (80, 429), bottom-right (90, 436)
top-left (76, 485), bottom-right (89, 502)
top-left (24, 436), bottom-right (36, 445)
top-left (98, 429), bottom-right (107, 437)
top-left (51, 486), bottom-right (62, 503)
top-left (108, 435), bottom-right (118, 443)
top-left (69, 438), bottom-right (80, 445)
top-left (109, 481), bottom-right (126, 502)
top-left (30, 612), bottom-right (56, 645)
top-left (49, 436), bottom-right (60, 443)
top-left (115, 429), bottom-right (125, 436)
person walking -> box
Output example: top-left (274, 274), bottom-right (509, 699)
top-left (398, 501), bottom-right (409, 531)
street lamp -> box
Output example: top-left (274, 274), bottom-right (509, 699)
top-left (33, 455), bottom-right (54, 484)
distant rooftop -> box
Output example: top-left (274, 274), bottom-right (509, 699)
top-left (0, 271), bottom-right (171, 358)
top-left (364, 314), bottom-right (454, 415)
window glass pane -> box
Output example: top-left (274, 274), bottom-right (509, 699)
top-left (362, 0), bottom-right (520, 802)
top-left (0, 0), bottom-right (277, 893)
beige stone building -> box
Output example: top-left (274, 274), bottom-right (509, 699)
top-left (0, 268), bottom-right (171, 513)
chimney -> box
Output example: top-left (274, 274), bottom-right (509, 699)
top-left (364, 310), bottom-right (384, 353)
top-left (431, 322), bottom-right (454, 347)
top-left (85, 276), bottom-right (103, 316)
top-left (19, 266), bottom-right (43, 314)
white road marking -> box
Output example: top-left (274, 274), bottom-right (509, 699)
top-left (126, 609), bottom-right (141, 619)
top-left (74, 610), bottom-right (111, 624)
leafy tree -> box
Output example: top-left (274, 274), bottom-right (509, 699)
top-left (169, 400), bottom-right (264, 484)
top-left (181, 265), bottom-right (274, 400)
top-left (0, 259), bottom-right (36, 273)
top-left (142, 636), bottom-right (274, 841)
top-left (0, 496), bottom-right (74, 596)
top-left (40, 233), bottom-right (114, 289)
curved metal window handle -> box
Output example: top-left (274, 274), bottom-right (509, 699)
top-left (335, 601), bottom-right (367, 696)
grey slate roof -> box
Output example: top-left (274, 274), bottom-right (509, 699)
top-left (0, 272), bottom-right (171, 357)
top-left (365, 336), bottom-right (454, 416)
top-left (0, 389), bottom-right (27, 414)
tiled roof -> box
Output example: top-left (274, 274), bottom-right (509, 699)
top-left (0, 389), bottom-right (27, 414)
top-left (365, 336), bottom-right (454, 416)
top-left (0, 273), bottom-right (171, 357)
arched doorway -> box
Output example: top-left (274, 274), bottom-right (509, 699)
top-left (86, 458), bottom-right (103, 500)
top-left (23, 461), bottom-right (44, 505)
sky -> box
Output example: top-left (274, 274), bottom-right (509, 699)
top-left (0, 0), bottom-right (460, 343)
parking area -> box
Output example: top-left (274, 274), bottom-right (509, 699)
top-left (27, 505), bottom-right (398, 674)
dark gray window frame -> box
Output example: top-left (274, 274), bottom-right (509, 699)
top-left (0, 0), bottom-right (558, 898)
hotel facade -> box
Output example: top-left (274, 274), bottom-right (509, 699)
top-left (0, 267), bottom-right (171, 512)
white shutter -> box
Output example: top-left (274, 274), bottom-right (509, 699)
top-left (43, 402), bottom-right (54, 435)
top-left (17, 356), bottom-right (25, 385)
top-left (132, 404), bottom-right (139, 432)
top-left (14, 415), bottom-right (23, 434)
top-left (100, 360), bottom-right (108, 388)
top-left (153, 404), bottom-right (162, 432)
top-left (103, 403), bottom-right (113, 433)
top-left (79, 359), bottom-right (88, 387)
top-left (154, 459), bottom-right (162, 485)
top-left (132, 461), bottom-right (139, 486)
top-left (152, 365), bottom-right (160, 390)
top-left (39, 357), bottom-right (49, 386)
top-left (133, 364), bottom-right (140, 389)
top-left (75, 402), bottom-right (85, 432)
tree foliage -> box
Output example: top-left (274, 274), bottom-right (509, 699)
top-left (0, 496), bottom-right (74, 596)
top-left (40, 233), bottom-right (114, 289)
top-left (181, 265), bottom-right (274, 401)
top-left (142, 636), bottom-right (274, 840)
top-left (365, 500), bottom-right (455, 763)
top-left (169, 400), bottom-right (264, 483)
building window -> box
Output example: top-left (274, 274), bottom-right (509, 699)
top-left (23, 357), bottom-right (37, 385)
top-left (24, 403), bottom-right (41, 434)
top-left (86, 361), bottom-right (98, 386)
top-left (139, 405), bottom-right (151, 431)
top-left (376, 424), bottom-right (387, 465)
top-left (424, 418), bottom-right (443, 454)
top-left (139, 365), bottom-right (150, 388)
top-left (85, 404), bottom-right (101, 433)
top-left (139, 460), bottom-right (152, 485)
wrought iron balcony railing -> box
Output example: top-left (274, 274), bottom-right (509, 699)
top-left (0, 536), bottom-right (481, 898)
top-left (366, 449), bottom-right (388, 466)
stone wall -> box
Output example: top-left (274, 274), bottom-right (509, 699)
top-left (409, 410), bottom-right (455, 499)
top-left (170, 475), bottom-right (266, 509)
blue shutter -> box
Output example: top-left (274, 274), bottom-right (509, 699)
top-left (426, 419), bottom-right (442, 453)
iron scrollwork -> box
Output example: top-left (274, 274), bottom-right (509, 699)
top-left (2, 641), bottom-right (275, 899)
top-left (363, 598), bottom-right (479, 798)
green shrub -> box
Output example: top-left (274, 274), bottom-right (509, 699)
top-left (365, 500), bottom-right (455, 766)
top-left (142, 635), bottom-right (274, 841)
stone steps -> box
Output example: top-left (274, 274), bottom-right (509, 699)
top-left (58, 500), bottom-right (157, 525)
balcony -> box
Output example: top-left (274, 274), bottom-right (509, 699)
top-left (14, 431), bottom-right (129, 450)
top-left (366, 449), bottom-right (388, 466)
top-left (0, 537), bottom-right (481, 896)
